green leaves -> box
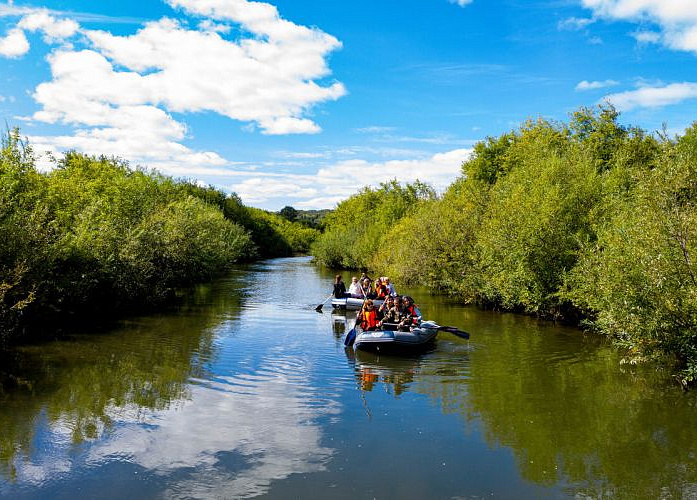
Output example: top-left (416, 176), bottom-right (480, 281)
top-left (0, 138), bottom-right (300, 342)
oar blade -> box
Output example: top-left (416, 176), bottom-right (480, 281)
top-left (315, 303), bottom-right (324, 312)
top-left (440, 326), bottom-right (470, 339)
top-left (344, 327), bottom-right (357, 347)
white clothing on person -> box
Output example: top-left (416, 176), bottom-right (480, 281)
top-left (348, 282), bottom-right (363, 298)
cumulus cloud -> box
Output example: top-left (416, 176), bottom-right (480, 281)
top-left (18, 11), bottom-right (78, 41)
top-left (604, 82), bottom-right (697, 111)
top-left (582, 0), bottom-right (697, 53)
top-left (0, 27), bottom-right (29, 57)
top-left (449, 0), bottom-right (473, 7)
top-left (575, 79), bottom-right (619, 91)
top-left (228, 148), bottom-right (471, 209)
top-left (1, 0), bottom-right (346, 178)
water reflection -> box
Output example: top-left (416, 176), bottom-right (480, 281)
top-left (2, 258), bottom-right (697, 499)
top-left (88, 355), bottom-right (338, 499)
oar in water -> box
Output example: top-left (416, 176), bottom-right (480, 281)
top-left (344, 322), bottom-right (358, 347)
top-left (344, 298), bottom-right (368, 347)
top-left (315, 294), bottom-right (333, 312)
top-left (437, 325), bottom-right (470, 339)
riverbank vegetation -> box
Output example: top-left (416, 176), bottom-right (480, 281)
top-left (0, 129), bottom-right (319, 345)
top-left (312, 105), bottom-right (697, 385)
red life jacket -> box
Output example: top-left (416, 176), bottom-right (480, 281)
top-left (376, 284), bottom-right (387, 298)
top-left (360, 309), bottom-right (379, 330)
top-left (405, 304), bottom-right (418, 324)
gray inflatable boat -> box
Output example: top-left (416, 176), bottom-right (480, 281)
top-left (332, 297), bottom-right (384, 310)
top-left (354, 320), bottom-right (439, 352)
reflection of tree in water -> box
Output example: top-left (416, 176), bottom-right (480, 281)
top-left (0, 279), bottom-right (244, 482)
top-left (417, 313), bottom-right (697, 498)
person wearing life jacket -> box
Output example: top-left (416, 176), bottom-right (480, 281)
top-left (375, 278), bottom-right (388, 299)
top-left (399, 296), bottom-right (420, 331)
top-left (358, 300), bottom-right (379, 331)
top-left (379, 296), bottom-right (404, 329)
top-left (360, 278), bottom-right (376, 299)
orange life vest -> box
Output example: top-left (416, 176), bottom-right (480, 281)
top-left (360, 309), bottom-right (379, 330)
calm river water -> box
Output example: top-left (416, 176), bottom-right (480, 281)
top-left (1, 256), bottom-right (696, 499)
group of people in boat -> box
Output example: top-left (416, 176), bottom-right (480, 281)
top-left (333, 274), bottom-right (396, 300)
top-left (333, 274), bottom-right (420, 332)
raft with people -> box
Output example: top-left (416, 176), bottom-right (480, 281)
top-left (318, 273), bottom-right (470, 351)
top-left (352, 320), bottom-right (440, 352)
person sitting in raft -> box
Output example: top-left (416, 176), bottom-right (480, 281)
top-left (333, 275), bottom-right (350, 299)
top-left (379, 295), bottom-right (403, 329)
top-left (348, 276), bottom-right (362, 298)
top-left (358, 300), bottom-right (379, 331)
top-left (384, 277), bottom-right (397, 297)
top-left (377, 295), bottom-right (394, 321)
top-left (375, 278), bottom-right (388, 299)
top-left (400, 296), bottom-right (420, 330)
top-left (360, 277), bottom-right (376, 299)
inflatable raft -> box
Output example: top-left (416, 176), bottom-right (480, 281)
top-left (353, 320), bottom-right (439, 352)
top-left (331, 297), bottom-right (384, 310)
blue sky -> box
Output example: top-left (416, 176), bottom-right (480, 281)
top-left (1, 0), bottom-right (696, 210)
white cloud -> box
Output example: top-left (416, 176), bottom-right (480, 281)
top-left (558, 17), bottom-right (595, 31)
top-left (632, 30), bottom-right (661, 44)
top-left (449, 0), bottom-right (473, 7)
top-left (228, 148), bottom-right (471, 209)
top-left (18, 11), bottom-right (78, 41)
top-left (575, 79), bottom-right (619, 91)
top-left (0, 27), bottom-right (29, 57)
top-left (604, 82), bottom-right (697, 111)
top-left (582, 0), bottom-right (697, 53)
top-left (0, 0), bottom-right (347, 188)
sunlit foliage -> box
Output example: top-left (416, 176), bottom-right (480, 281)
top-left (0, 129), bottom-right (318, 343)
top-left (313, 105), bottom-right (697, 383)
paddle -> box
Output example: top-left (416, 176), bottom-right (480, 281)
top-left (315, 293), bottom-right (333, 312)
top-left (437, 325), bottom-right (470, 340)
top-left (344, 296), bottom-right (369, 347)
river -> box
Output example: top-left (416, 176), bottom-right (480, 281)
top-left (1, 256), bottom-right (696, 499)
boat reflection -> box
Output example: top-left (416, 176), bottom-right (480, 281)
top-left (346, 348), bottom-right (433, 396)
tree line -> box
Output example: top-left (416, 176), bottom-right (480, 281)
top-left (312, 105), bottom-right (697, 385)
top-left (0, 129), bottom-right (319, 344)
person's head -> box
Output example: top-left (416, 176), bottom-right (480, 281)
top-left (335, 274), bottom-right (343, 284)
top-left (351, 276), bottom-right (358, 284)
top-left (365, 300), bottom-right (374, 309)
top-left (403, 296), bottom-right (412, 306)
top-left (385, 277), bottom-right (390, 284)
top-left (384, 296), bottom-right (393, 306)
top-left (394, 296), bottom-right (402, 306)
top-left (362, 278), bottom-right (371, 286)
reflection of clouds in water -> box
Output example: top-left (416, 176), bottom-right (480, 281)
top-left (88, 354), bottom-right (339, 498)
top-left (4, 354), bottom-right (339, 499)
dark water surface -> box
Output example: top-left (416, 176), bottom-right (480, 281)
top-left (1, 256), bottom-right (696, 499)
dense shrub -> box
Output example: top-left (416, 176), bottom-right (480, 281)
top-left (313, 105), bottom-right (697, 383)
top-left (311, 180), bottom-right (435, 269)
top-left (0, 129), bottom-right (318, 344)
